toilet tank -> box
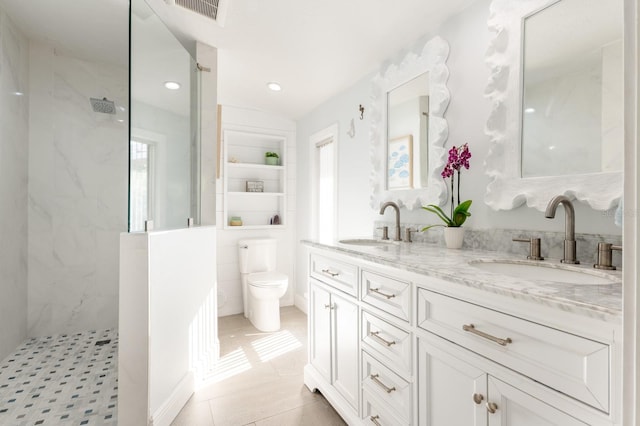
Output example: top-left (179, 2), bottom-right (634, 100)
top-left (238, 238), bottom-right (277, 273)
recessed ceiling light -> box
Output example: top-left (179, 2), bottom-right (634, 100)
top-left (164, 81), bottom-right (181, 90)
top-left (267, 82), bottom-right (282, 92)
top-left (524, 107), bottom-right (536, 113)
top-left (12, 91), bottom-right (24, 96)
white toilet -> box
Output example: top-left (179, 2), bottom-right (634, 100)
top-left (238, 238), bottom-right (289, 332)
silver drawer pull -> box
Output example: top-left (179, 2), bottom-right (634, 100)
top-left (369, 331), bottom-right (396, 347)
top-left (321, 268), bottom-right (340, 277)
top-left (370, 287), bottom-right (396, 299)
top-left (370, 415), bottom-right (382, 426)
top-left (370, 374), bottom-right (396, 393)
top-left (462, 324), bottom-right (512, 347)
top-left (486, 402), bottom-right (499, 414)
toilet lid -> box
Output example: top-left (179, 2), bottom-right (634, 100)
top-left (248, 271), bottom-right (288, 286)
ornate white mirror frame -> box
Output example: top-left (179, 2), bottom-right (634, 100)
top-left (370, 36), bottom-right (450, 211)
top-left (484, 0), bottom-right (623, 212)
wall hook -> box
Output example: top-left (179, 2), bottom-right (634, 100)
top-left (359, 104), bottom-right (365, 120)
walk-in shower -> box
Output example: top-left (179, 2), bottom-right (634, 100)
top-left (0, 0), bottom-right (128, 424)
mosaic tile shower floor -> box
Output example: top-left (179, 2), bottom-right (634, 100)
top-left (0, 329), bottom-right (118, 425)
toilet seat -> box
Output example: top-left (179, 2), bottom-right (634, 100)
top-left (248, 271), bottom-right (288, 287)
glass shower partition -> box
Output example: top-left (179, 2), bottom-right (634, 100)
top-left (129, 0), bottom-right (201, 232)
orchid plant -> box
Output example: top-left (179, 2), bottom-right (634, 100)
top-left (422, 143), bottom-right (472, 230)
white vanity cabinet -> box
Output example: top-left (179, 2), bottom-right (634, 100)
top-left (359, 271), bottom-right (414, 425)
top-left (486, 377), bottom-right (589, 426)
top-left (417, 331), bottom-right (589, 426)
top-left (305, 253), bottom-right (360, 424)
top-left (303, 245), bottom-right (621, 426)
top-left (414, 284), bottom-right (618, 426)
top-left (416, 288), bottom-right (610, 413)
top-left (309, 282), bottom-right (359, 409)
top-left (417, 334), bottom-right (487, 425)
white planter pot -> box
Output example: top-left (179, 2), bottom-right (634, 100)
top-left (443, 227), bottom-right (465, 249)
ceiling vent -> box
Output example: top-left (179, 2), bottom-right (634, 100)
top-left (165, 0), bottom-right (228, 27)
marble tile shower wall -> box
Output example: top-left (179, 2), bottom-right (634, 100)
top-left (0, 7), bottom-right (30, 361)
top-left (27, 42), bottom-right (128, 337)
top-left (374, 221), bottom-right (623, 266)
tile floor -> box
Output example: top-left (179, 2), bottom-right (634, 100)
top-left (0, 329), bottom-right (118, 425)
top-left (172, 306), bottom-right (346, 426)
top-left (0, 307), bottom-right (342, 426)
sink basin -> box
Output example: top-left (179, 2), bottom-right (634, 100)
top-left (338, 238), bottom-right (396, 247)
top-left (469, 260), bottom-right (619, 285)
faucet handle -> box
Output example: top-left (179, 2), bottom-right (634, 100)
top-left (377, 226), bottom-right (389, 240)
top-left (513, 237), bottom-right (544, 260)
top-left (594, 242), bottom-right (622, 270)
top-left (405, 228), bottom-right (416, 243)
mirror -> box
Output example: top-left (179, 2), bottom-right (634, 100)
top-left (370, 36), bottom-right (450, 210)
top-left (484, 0), bottom-right (623, 211)
top-left (521, 0), bottom-right (623, 177)
top-left (387, 72), bottom-right (430, 190)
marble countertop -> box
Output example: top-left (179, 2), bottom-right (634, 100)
top-left (303, 239), bottom-right (622, 322)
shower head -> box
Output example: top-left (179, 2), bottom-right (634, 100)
top-left (90, 97), bottom-right (116, 114)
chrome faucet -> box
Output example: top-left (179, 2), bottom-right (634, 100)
top-left (544, 195), bottom-right (579, 264)
top-left (379, 201), bottom-right (402, 241)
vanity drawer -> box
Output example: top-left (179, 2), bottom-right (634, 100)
top-left (417, 288), bottom-right (610, 412)
top-left (362, 350), bottom-right (412, 423)
top-left (361, 270), bottom-right (410, 321)
top-left (362, 310), bottom-right (412, 377)
top-left (362, 388), bottom-right (411, 426)
top-left (310, 253), bottom-right (358, 297)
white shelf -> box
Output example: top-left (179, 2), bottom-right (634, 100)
top-left (228, 191), bottom-right (285, 196)
top-left (227, 162), bottom-right (284, 170)
top-left (223, 127), bottom-right (287, 229)
top-left (224, 224), bottom-right (286, 230)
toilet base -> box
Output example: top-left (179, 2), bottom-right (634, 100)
top-left (249, 298), bottom-right (281, 332)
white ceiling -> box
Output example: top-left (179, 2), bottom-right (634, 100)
top-left (1, 0), bottom-right (477, 120)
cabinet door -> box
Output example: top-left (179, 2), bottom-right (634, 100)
top-left (418, 337), bottom-right (487, 426)
top-left (332, 292), bottom-right (359, 409)
top-left (309, 283), bottom-right (332, 382)
top-left (487, 377), bottom-right (588, 426)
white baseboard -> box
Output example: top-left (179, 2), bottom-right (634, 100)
top-left (294, 293), bottom-right (308, 314)
top-left (150, 372), bottom-right (194, 426)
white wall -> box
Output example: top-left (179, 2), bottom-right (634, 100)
top-left (295, 0), bottom-right (622, 300)
top-left (0, 7), bottom-right (29, 361)
top-left (216, 106), bottom-right (297, 316)
top-left (295, 75), bottom-right (378, 300)
top-left (27, 42), bottom-right (128, 338)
